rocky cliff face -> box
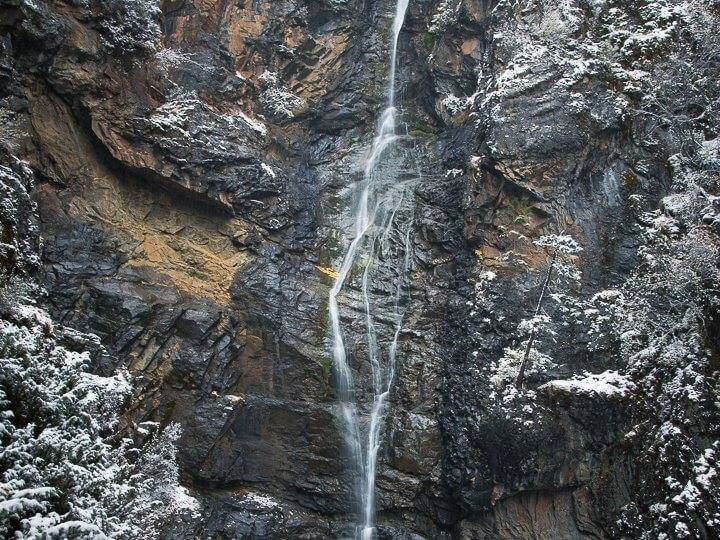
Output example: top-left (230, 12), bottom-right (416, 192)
top-left (1, 0), bottom-right (718, 538)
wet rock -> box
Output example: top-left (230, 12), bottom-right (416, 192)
top-left (2, 0), bottom-right (717, 537)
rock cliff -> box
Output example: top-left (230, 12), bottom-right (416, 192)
top-left (1, 0), bottom-right (718, 538)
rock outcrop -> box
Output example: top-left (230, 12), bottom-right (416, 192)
top-left (1, 0), bottom-right (718, 538)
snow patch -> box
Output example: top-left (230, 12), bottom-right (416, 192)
top-left (168, 486), bottom-right (200, 516)
top-left (237, 111), bottom-right (267, 137)
top-left (261, 163), bottom-right (277, 178)
top-left (241, 491), bottom-right (280, 509)
top-left (541, 370), bottom-right (635, 398)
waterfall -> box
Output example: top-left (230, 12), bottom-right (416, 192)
top-left (327, 1), bottom-right (412, 538)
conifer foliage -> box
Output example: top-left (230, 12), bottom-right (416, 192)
top-left (0, 157), bottom-right (189, 538)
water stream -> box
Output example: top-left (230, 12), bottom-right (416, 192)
top-left (327, 1), bottom-right (412, 538)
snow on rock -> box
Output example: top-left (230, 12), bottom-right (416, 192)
top-left (441, 94), bottom-right (471, 117)
top-left (147, 97), bottom-right (199, 137)
top-left (428, 0), bottom-right (461, 34)
top-left (7, 303), bottom-right (53, 332)
top-left (241, 491), bottom-right (281, 510)
top-left (540, 370), bottom-right (636, 399)
top-left (168, 486), bottom-right (200, 517)
top-left (140, 91), bottom-right (267, 151)
top-left (257, 71), bottom-right (306, 124)
top-left (261, 163), bottom-right (277, 178)
top-left (237, 111), bottom-right (267, 137)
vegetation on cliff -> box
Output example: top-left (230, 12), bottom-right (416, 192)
top-left (0, 156), bottom-right (189, 538)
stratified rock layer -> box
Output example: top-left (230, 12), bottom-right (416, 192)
top-left (1, 0), bottom-right (718, 538)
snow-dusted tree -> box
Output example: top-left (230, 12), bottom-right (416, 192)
top-left (125, 422), bottom-right (200, 538)
top-left (0, 153), bottom-right (191, 538)
top-left (583, 143), bottom-right (720, 537)
top-left (0, 292), bottom-right (193, 538)
top-left (492, 234), bottom-right (583, 388)
top-left (633, 0), bottom-right (720, 153)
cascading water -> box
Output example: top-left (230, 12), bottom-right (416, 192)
top-left (327, 1), bottom-right (412, 538)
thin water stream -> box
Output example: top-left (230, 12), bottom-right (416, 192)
top-left (327, 1), bottom-right (413, 538)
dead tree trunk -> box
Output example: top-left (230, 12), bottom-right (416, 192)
top-left (515, 251), bottom-right (557, 389)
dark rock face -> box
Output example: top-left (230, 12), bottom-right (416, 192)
top-left (1, 0), bottom-right (718, 538)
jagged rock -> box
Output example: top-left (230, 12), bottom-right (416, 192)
top-left (1, 0), bottom-right (718, 538)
